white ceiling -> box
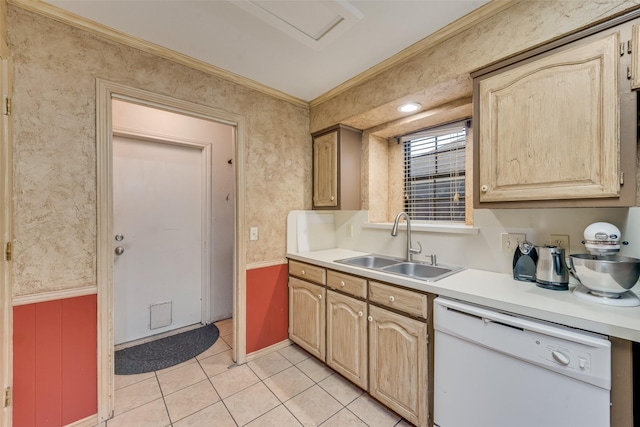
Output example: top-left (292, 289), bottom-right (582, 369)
top-left (45, 0), bottom-right (490, 102)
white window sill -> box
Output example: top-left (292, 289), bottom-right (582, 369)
top-left (363, 222), bottom-right (479, 235)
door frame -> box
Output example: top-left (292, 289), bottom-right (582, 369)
top-left (111, 129), bottom-right (213, 343)
top-left (96, 79), bottom-right (247, 422)
top-left (0, 47), bottom-right (12, 427)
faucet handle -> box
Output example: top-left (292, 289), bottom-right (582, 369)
top-left (410, 241), bottom-right (422, 255)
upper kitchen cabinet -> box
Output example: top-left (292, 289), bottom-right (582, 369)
top-left (312, 124), bottom-right (362, 210)
top-left (472, 15), bottom-right (638, 208)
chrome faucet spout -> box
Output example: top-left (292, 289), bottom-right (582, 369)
top-left (391, 212), bottom-right (421, 261)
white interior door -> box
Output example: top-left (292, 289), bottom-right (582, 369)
top-left (113, 135), bottom-right (204, 345)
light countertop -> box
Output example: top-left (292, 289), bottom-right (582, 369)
top-left (287, 248), bottom-right (640, 342)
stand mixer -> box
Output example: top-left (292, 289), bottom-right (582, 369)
top-left (569, 222), bottom-right (640, 307)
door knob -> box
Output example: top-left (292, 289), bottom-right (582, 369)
top-left (115, 246), bottom-right (125, 255)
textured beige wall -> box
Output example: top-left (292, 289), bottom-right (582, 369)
top-left (9, 6), bottom-right (311, 296)
top-left (365, 134), bottom-right (389, 222)
top-left (310, 0), bottom-right (640, 133)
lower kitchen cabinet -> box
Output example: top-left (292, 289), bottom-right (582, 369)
top-left (288, 276), bottom-right (325, 360)
top-left (368, 304), bottom-right (428, 427)
top-left (326, 290), bottom-right (368, 389)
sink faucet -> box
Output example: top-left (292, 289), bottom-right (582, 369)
top-left (391, 212), bottom-right (422, 261)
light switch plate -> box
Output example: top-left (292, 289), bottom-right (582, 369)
top-left (250, 226), bottom-right (258, 241)
top-left (501, 233), bottom-right (525, 253)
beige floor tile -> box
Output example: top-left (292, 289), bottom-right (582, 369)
top-left (278, 344), bottom-right (311, 365)
top-left (107, 398), bottom-right (170, 427)
top-left (155, 357), bottom-right (197, 375)
top-left (216, 321), bottom-right (233, 336)
top-left (224, 382), bottom-right (280, 426)
top-left (245, 404), bottom-right (302, 427)
top-left (114, 371), bottom-right (155, 390)
top-left (248, 351), bottom-right (293, 380)
top-left (157, 362), bottom-right (207, 395)
top-left (318, 374), bottom-right (363, 406)
top-left (200, 349), bottom-right (234, 378)
top-left (164, 379), bottom-right (220, 422)
top-left (395, 420), bottom-right (413, 426)
top-left (296, 357), bottom-right (334, 383)
top-left (196, 338), bottom-right (231, 360)
top-left (210, 364), bottom-right (261, 399)
top-left (347, 395), bottom-right (401, 427)
top-left (222, 333), bottom-right (233, 348)
top-left (284, 385), bottom-right (342, 426)
top-left (172, 401), bottom-right (236, 427)
top-left (114, 377), bottom-right (162, 415)
top-left (320, 408), bottom-right (368, 427)
top-left (214, 317), bottom-right (233, 327)
top-left (263, 366), bottom-right (314, 402)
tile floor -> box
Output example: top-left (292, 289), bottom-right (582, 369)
top-left (108, 318), bottom-right (411, 427)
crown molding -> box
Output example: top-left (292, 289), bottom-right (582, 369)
top-left (9, 0), bottom-right (310, 109)
top-left (309, 0), bottom-right (519, 108)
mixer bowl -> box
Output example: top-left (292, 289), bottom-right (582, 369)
top-left (569, 254), bottom-right (640, 296)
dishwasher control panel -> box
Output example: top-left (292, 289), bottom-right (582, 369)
top-left (533, 337), bottom-right (591, 372)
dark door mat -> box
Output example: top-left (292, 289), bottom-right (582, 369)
top-left (115, 323), bottom-right (220, 375)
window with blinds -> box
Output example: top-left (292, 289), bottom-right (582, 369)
top-left (401, 119), bottom-right (469, 222)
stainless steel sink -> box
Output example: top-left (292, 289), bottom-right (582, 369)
top-left (337, 255), bottom-right (401, 269)
top-left (334, 254), bottom-right (463, 282)
top-left (382, 262), bottom-right (452, 277)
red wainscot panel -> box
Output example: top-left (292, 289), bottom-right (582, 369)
top-left (13, 294), bottom-right (97, 427)
top-left (246, 264), bottom-right (289, 354)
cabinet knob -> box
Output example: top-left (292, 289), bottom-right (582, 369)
top-left (301, 269), bottom-right (305, 275)
top-left (481, 185), bottom-right (488, 192)
top-left (389, 296), bottom-right (395, 303)
top-left (340, 280), bottom-right (345, 287)
top-left (358, 311), bottom-right (363, 317)
top-left (330, 196), bottom-right (335, 201)
top-left (367, 316), bottom-right (373, 322)
top-left (318, 294), bottom-right (322, 300)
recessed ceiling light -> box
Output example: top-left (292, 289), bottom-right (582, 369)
top-left (398, 102), bottom-right (421, 113)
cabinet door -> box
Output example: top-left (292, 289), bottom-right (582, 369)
top-left (313, 130), bottom-right (338, 208)
top-left (288, 277), bottom-right (325, 360)
top-left (369, 305), bottom-right (428, 427)
top-left (478, 32), bottom-right (620, 202)
top-left (326, 290), bottom-right (367, 389)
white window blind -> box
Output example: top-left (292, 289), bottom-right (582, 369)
top-left (400, 119), bottom-right (469, 222)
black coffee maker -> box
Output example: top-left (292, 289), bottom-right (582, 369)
top-left (513, 240), bottom-right (538, 282)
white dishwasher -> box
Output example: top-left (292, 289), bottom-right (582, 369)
top-left (434, 297), bottom-right (611, 427)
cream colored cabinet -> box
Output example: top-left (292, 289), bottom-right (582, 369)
top-left (368, 304), bottom-right (428, 427)
top-left (288, 276), bottom-right (326, 360)
top-left (476, 32), bottom-right (620, 204)
top-left (312, 125), bottom-right (362, 210)
top-left (473, 23), bottom-right (637, 208)
top-left (326, 290), bottom-right (368, 389)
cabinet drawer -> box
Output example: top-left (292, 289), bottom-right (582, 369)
top-left (327, 270), bottom-right (367, 298)
top-left (289, 260), bottom-right (326, 285)
top-left (369, 281), bottom-right (427, 319)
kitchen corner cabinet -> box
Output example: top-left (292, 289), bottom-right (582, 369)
top-left (473, 19), bottom-right (637, 208)
top-left (288, 261), bottom-right (326, 359)
top-left (312, 124), bottom-right (362, 210)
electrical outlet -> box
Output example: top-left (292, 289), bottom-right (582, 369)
top-left (501, 233), bottom-right (526, 253)
top-left (550, 234), bottom-right (570, 251)
top-left (250, 226), bottom-right (258, 241)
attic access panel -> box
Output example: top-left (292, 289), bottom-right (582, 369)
top-left (229, 0), bottom-right (363, 50)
